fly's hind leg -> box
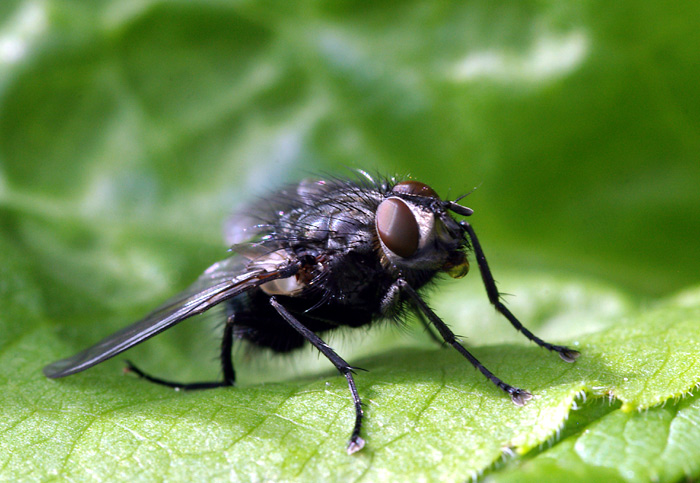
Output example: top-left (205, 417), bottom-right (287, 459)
top-left (126, 313), bottom-right (237, 390)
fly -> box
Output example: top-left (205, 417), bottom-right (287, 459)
top-left (43, 173), bottom-right (580, 454)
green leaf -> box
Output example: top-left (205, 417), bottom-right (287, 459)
top-left (5, 275), bottom-right (700, 480)
top-left (2, 0), bottom-right (699, 481)
top-left (487, 390), bottom-right (700, 483)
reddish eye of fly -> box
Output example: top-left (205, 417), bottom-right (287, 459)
top-left (391, 180), bottom-right (439, 199)
top-left (376, 198), bottom-right (419, 258)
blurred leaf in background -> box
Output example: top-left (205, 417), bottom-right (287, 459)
top-left (1, 0), bottom-right (699, 481)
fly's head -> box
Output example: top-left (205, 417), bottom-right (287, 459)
top-left (375, 180), bottom-right (471, 279)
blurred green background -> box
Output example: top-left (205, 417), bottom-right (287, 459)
top-left (1, 0), bottom-right (698, 312)
top-left (2, 1), bottom-right (700, 480)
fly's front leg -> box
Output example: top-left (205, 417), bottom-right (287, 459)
top-left (395, 278), bottom-right (532, 406)
top-left (269, 297), bottom-right (365, 455)
top-left (460, 221), bottom-right (580, 363)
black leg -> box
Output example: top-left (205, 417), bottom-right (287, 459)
top-left (220, 308), bottom-right (237, 385)
top-left (397, 279), bottom-right (532, 406)
top-left (269, 296), bottom-right (365, 455)
top-left (125, 316), bottom-right (237, 390)
top-left (460, 221), bottom-right (580, 363)
top-left (416, 310), bottom-right (446, 347)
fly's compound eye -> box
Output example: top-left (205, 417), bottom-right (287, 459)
top-left (376, 198), bottom-right (419, 258)
top-left (391, 180), bottom-right (439, 199)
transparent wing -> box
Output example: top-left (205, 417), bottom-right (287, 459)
top-left (44, 254), bottom-right (299, 378)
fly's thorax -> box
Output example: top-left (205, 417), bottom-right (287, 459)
top-left (286, 191), bottom-right (380, 253)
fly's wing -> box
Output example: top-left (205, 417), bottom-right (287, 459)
top-left (43, 254), bottom-right (300, 379)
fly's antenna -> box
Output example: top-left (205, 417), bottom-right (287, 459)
top-left (447, 182), bottom-right (481, 217)
top-left (454, 182), bottom-right (482, 204)
top-left (447, 202), bottom-right (474, 217)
